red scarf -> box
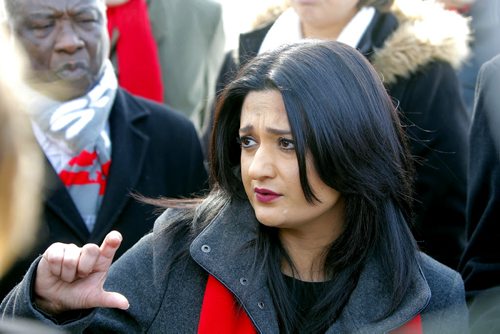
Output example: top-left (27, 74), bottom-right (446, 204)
top-left (199, 275), bottom-right (423, 333)
top-left (106, 0), bottom-right (164, 103)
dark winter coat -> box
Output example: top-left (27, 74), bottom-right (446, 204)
top-left (459, 54), bottom-right (500, 334)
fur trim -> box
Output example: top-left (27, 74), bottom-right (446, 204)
top-left (372, 0), bottom-right (471, 84)
top-left (253, 3), bottom-right (288, 29)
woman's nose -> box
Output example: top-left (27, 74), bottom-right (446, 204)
top-left (247, 145), bottom-right (277, 180)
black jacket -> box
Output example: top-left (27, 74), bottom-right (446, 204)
top-left (459, 54), bottom-right (500, 333)
top-left (0, 89), bottom-right (208, 300)
top-left (211, 2), bottom-right (469, 270)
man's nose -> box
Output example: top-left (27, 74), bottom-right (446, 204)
top-left (54, 21), bottom-right (84, 53)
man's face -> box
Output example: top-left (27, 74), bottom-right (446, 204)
top-left (8, 0), bottom-right (109, 100)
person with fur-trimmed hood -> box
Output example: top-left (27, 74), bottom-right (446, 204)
top-left (210, 0), bottom-right (470, 270)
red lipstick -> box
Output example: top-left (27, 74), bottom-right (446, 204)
top-left (254, 187), bottom-right (281, 203)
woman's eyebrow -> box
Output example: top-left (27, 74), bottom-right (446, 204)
top-left (239, 124), bottom-right (291, 135)
top-left (239, 125), bottom-right (253, 133)
top-left (266, 127), bottom-right (291, 135)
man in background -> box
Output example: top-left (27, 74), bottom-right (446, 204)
top-left (0, 0), bottom-right (207, 300)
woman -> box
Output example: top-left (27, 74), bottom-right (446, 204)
top-left (1, 41), bottom-right (467, 333)
top-left (211, 0), bottom-right (470, 270)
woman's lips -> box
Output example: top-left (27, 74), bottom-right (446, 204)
top-left (254, 187), bottom-right (282, 203)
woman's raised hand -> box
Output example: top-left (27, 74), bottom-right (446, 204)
top-left (34, 231), bottom-right (129, 315)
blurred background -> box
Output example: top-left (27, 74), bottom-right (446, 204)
top-left (215, 0), bottom-right (283, 51)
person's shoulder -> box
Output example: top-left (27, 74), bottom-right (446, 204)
top-left (418, 252), bottom-right (464, 299)
top-left (412, 59), bottom-right (462, 85)
top-left (372, 0), bottom-right (469, 84)
top-left (191, 0), bottom-right (222, 17)
top-left (152, 207), bottom-right (198, 246)
top-left (175, 0), bottom-right (222, 34)
top-left (485, 53), bottom-right (500, 68)
top-left (416, 253), bottom-right (468, 334)
top-left (240, 22), bottom-right (274, 42)
top-left (419, 252), bottom-right (461, 279)
top-left (479, 54), bottom-right (500, 82)
top-left (152, 194), bottom-right (232, 246)
top-left (153, 208), bottom-right (191, 233)
top-left (115, 88), bottom-right (196, 127)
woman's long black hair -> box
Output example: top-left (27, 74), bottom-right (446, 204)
top-left (159, 40), bottom-right (417, 333)
top-left (210, 40), bottom-right (417, 333)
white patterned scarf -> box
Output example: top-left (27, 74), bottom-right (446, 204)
top-left (30, 60), bottom-right (118, 232)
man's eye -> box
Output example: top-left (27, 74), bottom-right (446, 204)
top-left (78, 17), bottom-right (98, 23)
top-left (279, 138), bottom-right (295, 150)
top-left (74, 10), bottom-right (100, 26)
top-left (31, 22), bottom-right (53, 30)
top-left (237, 136), bottom-right (256, 148)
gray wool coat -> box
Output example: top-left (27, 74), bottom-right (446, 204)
top-left (1, 200), bottom-right (468, 333)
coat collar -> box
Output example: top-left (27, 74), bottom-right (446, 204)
top-left (43, 88), bottom-right (151, 241)
top-left (189, 199), bottom-right (431, 333)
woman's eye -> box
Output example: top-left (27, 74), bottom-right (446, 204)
top-left (279, 138), bottom-right (295, 150)
top-left (237, 136), bottom-right (256, 148)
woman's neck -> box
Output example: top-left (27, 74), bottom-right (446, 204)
top-left (281, 248), bottom-right (326, 282)
top-left (279, 226), bottom-right (341, 282)
top-left (300, 9), bottom-right (358, 40)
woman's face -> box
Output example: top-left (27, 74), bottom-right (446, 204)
top-left (240, 89), bottom-right (344, 238)
top-left (290, 0), bottom-right (359, 31)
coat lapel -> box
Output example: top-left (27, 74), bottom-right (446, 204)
top-left (91, 89), bottom-right (150, 241)
top-left (43, 157), bottom-right (90, 240)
